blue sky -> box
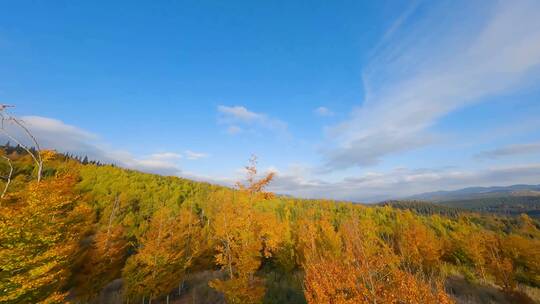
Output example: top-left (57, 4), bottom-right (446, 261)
top-left (1, 0), bottom-right (540, 201)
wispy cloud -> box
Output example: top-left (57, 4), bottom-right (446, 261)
top-left (184, 150), bottom-right (208, 160)
top-left (148, 152), bottom-right (183, 161)
top-left (476, 142), bottom-right (540, 159)
top-left (226, 125), bottom-right (242, 135)
top-left (314, 106), bottom-right (333, 117)
top-left (125, 153), bottom-right (183, 176)
top-left (217, 105), bottom-right (262, 122)
top-left (323, 0), bottom-right (540, 171)
top-left (217, 105), bottom-right (288, 135)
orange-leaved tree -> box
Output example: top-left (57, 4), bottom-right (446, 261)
top-left (209, 156), bottom-right (282, 304)
top-left (122, 205), bottom-right (203, 303)
top-left (72, 194), bottom-right (128, 301)
top-left (395, 211), bottom-right (443, 273)
top-left (302, 216), bottom-right (454, 304)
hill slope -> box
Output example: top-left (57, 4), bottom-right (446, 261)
top-left (408, 184), bottom-right (540, 201)
top-left (439, 196), bottom-right (540, 217)
top-left (1, 148), bottom-right (539, 304)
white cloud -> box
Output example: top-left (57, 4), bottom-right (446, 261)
top-left (4, 116), bottom-right (98, 151)
top-left (3, 114), bottom-right (540, 202)
top-left (476, 142), bottom-right (540, 159)
top-left (226, 125), bottom-right (242, 135)
top-left (1, 115), bottom-right (108, 160)
top-left (218, 105), bottom-right (288, 135)
top-left (0, 115), bottom-right (199, 176)
top-left (148, 152), bottom-right (183, 161)
top-left (323, 0), bottom-right (540, 171)
top-left (217, 105), bottom-right (261, 122)
top-left (123, 154), bottom-right (182, 176)
top-left (314, 106), bottom-right (333, 117)
top-left (184, 150), bottom-right (208, 160)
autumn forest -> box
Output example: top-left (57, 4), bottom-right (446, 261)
top-left (3, 0), bottom-right (540, 303)
top-left (0, 136), bottom-right (539, 304)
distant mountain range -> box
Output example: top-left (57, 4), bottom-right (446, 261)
top-left (407, 184), bottom-right (540, 202)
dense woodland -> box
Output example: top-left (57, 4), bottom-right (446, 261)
top-left (1, 147), bottom-right (540, 304)
top-left (379, 198), bottom-right (540, 219)
top-left (440, 197), bottom-right (540, 218)
top-left (377, 201), bottom-right (462, 218)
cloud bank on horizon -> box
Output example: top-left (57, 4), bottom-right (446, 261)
top-left (0, 116), bottom-right (207, 177)
top-left (1, 0), bottom-right (540, 202)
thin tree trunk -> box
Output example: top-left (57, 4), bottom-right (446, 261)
top-left (106, 194), bottom-right (120, 248)
top-left (178, 279), bottom-right (184, 296)
top-left (0, 155), bottom-right (12, 202)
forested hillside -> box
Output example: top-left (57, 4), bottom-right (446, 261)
top-left (408, 185), bottom-right (540, 202)
top-left (1, 148), bottom-right (539, 304)
top-left (377, 200), bottom-right (462, 217)
top-left (439, 197), bottom-right (540, 218)
top-left (379, 198), bottom-right (540, 218)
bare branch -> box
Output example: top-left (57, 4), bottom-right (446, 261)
top-left (0, 155), bottom-right (13, 201)
top-left (0, 107), bottom-right (43, 182)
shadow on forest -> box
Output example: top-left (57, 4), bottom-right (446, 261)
top-left (446, 275), bottom-right (537, 304)
top-left (89, 273), bottom-right (540, 304)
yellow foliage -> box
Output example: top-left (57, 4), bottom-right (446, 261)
top-left (39, 150), bottom-right (57, 162)
top-left (302, 217), bottom-right (454, 304)
top-left (0, 174), bottom-right (91, 303)
top-left (208, 158), bottom-right (284, 303)
top-left (122, 206), bottom-right (203, 300)
top-left (396, 212), bottom-right (443, 272)
top-left (209, 277), bottom-right (266, 304)
top-left (73, 225), bottom-right (128, 300)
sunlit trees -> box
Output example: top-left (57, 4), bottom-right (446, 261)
top-left (72, 222), bottom-right (128, 301)
top-left (395, 212), bottom-right (443, 273)
top-left (502, 233), bottom-right (540, 287)
top-left (208, 191), bottom-right (267, 304)
top-left (123, 205), bottom-right (203, 303)
top-left (302, 217), bottom-right (454, 304)
top-left (481, 234), bottom-right (516, 291)
top-left (209, 156), bottom-right (282, 304)
top-left (1, 147), bottom-right (539, 303)
top-left (0, 174), bottom-right (91, 303)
